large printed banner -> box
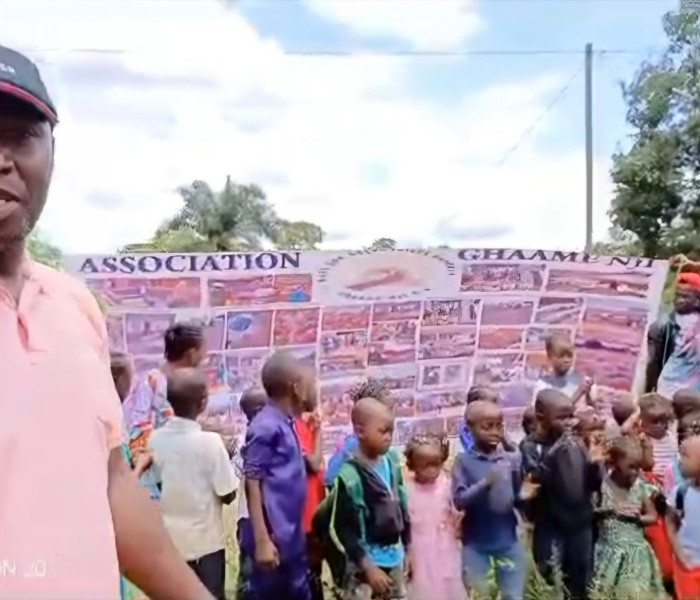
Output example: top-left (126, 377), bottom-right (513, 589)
top-left (67, 248), bottom-right (668, 453)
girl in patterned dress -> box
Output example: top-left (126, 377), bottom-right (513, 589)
top-left (404, 433), bottom-right (466, 600)
top-left (591, 436), bottom-right (668, 600)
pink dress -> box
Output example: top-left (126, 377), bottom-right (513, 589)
top-left (407, 472), bottom-right (467, 600)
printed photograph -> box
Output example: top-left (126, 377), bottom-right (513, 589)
top-left (225, 350), bottom-right (270, 393)
top-left (418, 361), bottom-right (471, 390)
top-left (320, 381), bottom-right (359, 426)
top-left (322, 305), bottom-right (371, 331)
top-left (546, 267), bottom-right (651, 299)
top-left (203, 313), bottom-right (226, 352)
top-left (575, 348), bottom-right (638, 390)
top-left (473, 353), bottom-right (525, 386)
top-left (577, 298), bottom-right (647, 353)
top-left (503, 407), bottom-right (527, 440)
top-left (273, 273), bottom-right (313, 303)
top-left (368, 341), bottom-right (416, 366)
top-left (367, 363), bottom-right (417, 391)
top-left (394, 417), bottom-right (446, 446)
top-left (199, 391), bottom-right (239, 434)
top-left (282, 346), bottom-right (318, 371)
top-left (106, 314), bottom-right (126, 352)
top-left (422, 299), bottom-right (480, 326)
top-left (478, 327), bottom-right (525, 351)
top-left (534, 296), bottom-right (584, 325)
top-left (132, 355), bottom-right (161, 380)
top-left (524, 352), bottom-right (549, 381)
top-left (87, 277), bottom-right (201, 309)
top-left (460, 263), bottom-right (546, 293)
top-left (372, 301), bottom-right (422, 322)
top-left (319, 330), bottom-right (369, 378)
top-left (481, 300), bottom-right (535, 326)
top-left (370, 320), bottom-right (418, 343)
top-left (418, 326), bottom-right (477, 360)
top-left (125, 313), bottom-right (175, 355)
top-left (204, 353), bottom-right (229, 392)
top-left (394, 391), bottom-right (417, 418)
top-left (498, 382), bottom-right (535, 409)
top-left (416, 390), bottom-right (467, 415)
top-left (208, 276), bottom-right (276, 307)
top-left (524, 326), bottom-right (573, 351)
top-left (273, 308), bottom-right (320, 346)
top-left (225, 311), bottom-right (273, 350)
top-left (445, 415), bottom-right (463, 438)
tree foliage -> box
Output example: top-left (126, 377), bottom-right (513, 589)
top-left (367, 237), bottom-right (398, 251)
top-left (132, 177), bottom-right (325, 253)
top-left (26, 229), bottom-right (63, 269)
top-left (609, 11), bottom-right (700, 259)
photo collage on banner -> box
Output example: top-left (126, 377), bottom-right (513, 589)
top-left (68, 248), bottom-right (668, 456)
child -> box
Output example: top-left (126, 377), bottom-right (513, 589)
top-left (526, 388), bottom-right (604, 600)
top-left (242, 352), bottom-right (314, 600)
top-left (234, 388), bottom-right (267, 600)
top-left (459, 385), bottom-right (500, 452)
top-left (590, 436), bottom-right (668, 600)
top-left (453, 400), bottom-right (525, 600)
top-left (295, 394), bottom-right (325, 600)
top-left (665, 411), bottom-right (700, 493)
top-left (321, 397), bottom-right (410, 600)
top-left (148, 368), bottom-right (238, 600)
top-left (109, 352), bottom-right (150, 600)
top-left (404, 433), bottom-right (465, 600)
top-left (667, 434), bottom-right (700, 599)
top-left (673, 388), bottom-right (700, 422)
top-left (535, 331), bottom-right (596, 413)
top-left (521, 406), bottom-right (536, 438)
top-left (324, 378), bottom-right (393, 487)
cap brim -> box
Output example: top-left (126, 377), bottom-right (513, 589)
top-left (0, 82), bottom-right (57, 125)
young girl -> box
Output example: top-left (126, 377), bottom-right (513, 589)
top-left (665, 408), bottom-right (700, 495)
top-left (591, 436), bottom-right (669, 600)
top-left (405, 433), bottom-right (465, 600)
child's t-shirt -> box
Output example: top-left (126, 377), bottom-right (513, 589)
top-left (295, 416), bottom-right (325, 533)
top-left (670, 485), bottom-right (700, 568)
top-left (534, 369), bottom-right (599, 406)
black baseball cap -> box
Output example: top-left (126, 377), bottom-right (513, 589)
top-left (0, 45), bottom-right (57, 125)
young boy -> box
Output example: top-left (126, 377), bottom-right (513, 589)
top-left (234, 388), bottom-right (267, 600)
top-left (459, 385), bottom-right (500, 452)
top-left (525, 388), bottom-right (604, 600)
top-left (535, 332), bottom-right (596, 413)
top-left (148, 368), bottom-right (238, 600)
top-left (453, 400), bottom-right (525, 600)
top-left (242, 352), bottom-right (315, 600)
top-left (667, 435), bottom-right (700, 600)
top-left (322, 397), bottom-right (410, 600)
top-left (324, 378), bottom-right (393, 487)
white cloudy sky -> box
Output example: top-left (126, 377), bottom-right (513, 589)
top-left (1, 0), bottom-right (674, 254)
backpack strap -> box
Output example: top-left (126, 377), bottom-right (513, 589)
top-left (676, 482), bottom-right (689, 514)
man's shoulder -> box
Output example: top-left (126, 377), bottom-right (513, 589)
top-left (31, 262), bottom-right (104, 322)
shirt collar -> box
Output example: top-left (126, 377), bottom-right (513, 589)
top-left (166, 416), bottom-right (202, 431)
top-left (467, 445), bottom-right (504, 461)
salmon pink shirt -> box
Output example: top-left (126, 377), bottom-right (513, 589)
top-left (0, 261), bottom-right (123, 600)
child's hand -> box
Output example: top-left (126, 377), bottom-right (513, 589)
top-left (404, 555), bottom-right (413, 582)
top-left (364, 564), bottom-right (392, 595)
top-left (576, 377), bottom-right (594, 399)
top-left (520, 475), bottom-right (540, 501)
top-left (133, 451), bottom-right (153, 479)
top-left (589, 437), bottom-right (607, 463)
top-left (255, 538), bottom-right (280, 571)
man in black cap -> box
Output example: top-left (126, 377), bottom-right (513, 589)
top-left (0, 45), bottom-right (213, 600)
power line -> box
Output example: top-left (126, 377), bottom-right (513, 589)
top-left (18, 46), bottom-right (660, 57)
top-left (495, 66), bottom-right (583, 166)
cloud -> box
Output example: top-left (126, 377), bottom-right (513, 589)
top-left (1, 0), bottom-right (612, 256)
top-left (303, 0), bottom-right (482, 51)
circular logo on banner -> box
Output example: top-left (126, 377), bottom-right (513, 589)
top-left (316, 250), bottom-right (456, 303)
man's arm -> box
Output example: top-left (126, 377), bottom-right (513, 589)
top-left (645, 320), bottom-right (666, 393)
top-left (108, 449), bottom-right (213, 600)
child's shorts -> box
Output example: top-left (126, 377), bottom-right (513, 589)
top-left (343, 565), bottom-right (406, 600)
top-left (674, 558), bottom-right (700, 600)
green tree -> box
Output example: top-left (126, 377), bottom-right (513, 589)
top-left (367, 237), bottom-right (397, 251)
top-left (26, 229), bottom-right (63, 269)
top-left (609, 10), bottom-right (700, 259)
top-left (591, 226), bottom-right (644, 256)
top-left (136, 177), bottom-right (324, 252)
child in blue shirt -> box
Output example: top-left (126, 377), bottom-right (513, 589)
top-left (452, 400), bottom-right (525, 600)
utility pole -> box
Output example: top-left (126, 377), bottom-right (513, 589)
top-left (585, 43), bottom-right (593, 254)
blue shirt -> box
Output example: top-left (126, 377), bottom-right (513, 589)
top-left (242, 403), bottom-right (307, 559)
top-left (452, 447), bottom-right (521, 553)
top-left (324, 433), bottom-right (359, 487)
top-left (459, 423), bottom-right (474, 452)
top-left (365, 455), bottom-right (405, 569)
top-left (672, 484), bottom-right (700, 568)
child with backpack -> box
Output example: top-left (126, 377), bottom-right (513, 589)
top-left (313, 397), bottom-right (410, 600)
top-left (667, 434), bottom-right (700, 600)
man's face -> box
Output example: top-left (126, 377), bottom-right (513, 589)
top-left (675, 285), bottom-right (700, 314)
top-left (0, 97), bottom-right (53, 251)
